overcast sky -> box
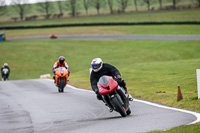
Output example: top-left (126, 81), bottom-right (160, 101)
top-left (5, 0), bottom-right (63, 5)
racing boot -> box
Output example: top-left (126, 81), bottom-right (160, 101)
top-left (105, 103), bottom-right (113, 112)
top-left (125, 89), bottom-right (133, 101)
top-left (53, 75), bottom-right (56, 83)
top-left (128, 93), bottom-right (133, 101)
top-left (118, 80), bottom-right (133, 101)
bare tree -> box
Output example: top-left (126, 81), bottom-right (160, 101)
top-left (11, 0), bottom-right (30, 21)
top-left (0, 0), bottom-right (7, 16)
top-left (118, 0), bottom-right (129, 13)
top-left (57, 1), bottom-right (63, 15)
top-left (93, 0), bottom-right (101, 15)
top-left (38, 0), bottom-right (54, 19)
top-left (172, 0), bottom-right (181, 10)
top-left (144, 0), bottom-right (150, 11)
top-left (93, 0), bottom-right (100, 15)
top-left (107, 0), bottom-right (114, 14)
top-left (83, 0), bottom-right (90, 15)
top-left (66, 0), bottom-right (78, 17)
top-left (134, 0), bottom-right (138, 12)
top-left (172, 0), bottom-right (176, 9)
top-left (158, 0), bottom-right (162, 10)
top-left (195, 0), bottom-right (200, 7)
top-left (92, 0), bottom-right (106, 15)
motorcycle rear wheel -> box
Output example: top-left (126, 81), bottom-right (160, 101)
top-left (112, 96), bottom-right (127, 117)
top-left (126, 107), bottom-right (131, 115)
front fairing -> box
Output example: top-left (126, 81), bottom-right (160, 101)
top-left (55, 67), bottom-right (69, 77)
top-left (98, 76), bottom-right (118, 96)
top-left (55, 67), bottom-right (69, 86)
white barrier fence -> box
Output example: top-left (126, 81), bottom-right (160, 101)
top-left (196, 69), bottom-right (200, 99)
top-left (40, 74), bottom-right (51, 79)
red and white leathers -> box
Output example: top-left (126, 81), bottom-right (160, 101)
top-left (53, 61), bottom-right (70, 73)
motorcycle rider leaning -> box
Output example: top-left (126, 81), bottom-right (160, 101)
top-left (90, 58), bottom-right (133, 102)
top-left (1, 63), bottom-right (10, 81)
top-left (52, 56), bottom-right (70, 83)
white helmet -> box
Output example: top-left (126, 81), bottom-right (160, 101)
top-left (4, 63), bottom-right (8, 66)
top-left (91, 58), bottom-right (103, 72)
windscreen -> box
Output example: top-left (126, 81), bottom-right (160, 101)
top-left (98, 76), bottom-right (110, 86)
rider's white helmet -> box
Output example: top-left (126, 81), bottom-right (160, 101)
top-left (91, 58), bottom-right (103, 72)
top-left (4, 63), bottom-right (8, 66)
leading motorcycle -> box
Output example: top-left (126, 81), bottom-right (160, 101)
top-left (1, 68), bottom-right (9, 81)
top-left (55, 67), bottom-right (69, 92)
top-left (97, 75), bottom-right (131, 117)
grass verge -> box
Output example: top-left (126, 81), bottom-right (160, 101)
top-left (149, 122), bottom-right (200, 133)
top-left (4, 25), bottom-right (200, 39)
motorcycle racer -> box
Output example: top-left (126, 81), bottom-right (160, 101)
top-left (52, 56), bottom-right (70, 82)
top-left (1, 63), bottom-right (10, 81)
top-left (90, 58), bottom-right (133, 102)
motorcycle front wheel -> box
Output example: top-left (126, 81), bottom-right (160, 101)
top-left (58, 78), bottom-right (65, 93)
top-left (111, 96), bottom-right (127, 117)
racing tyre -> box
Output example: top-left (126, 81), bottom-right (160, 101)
top-left (58, 78), bottom-right (65, 93)
top-left (112, 96), bottom-right (127, 117)
top-left (126, 107), bottom-right (131, 115)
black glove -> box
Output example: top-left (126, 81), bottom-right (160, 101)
top-left (115, 75), bottom-right (122, 80)
top-left (115, 75), bottom-right (126, 88)
top-left (68, 71), bottom-right (70, 76)
top-left (94, 88), bottom-right (103, 100)
top-left (115, 75), bottom-right (122, 83)
top-left (94, 88), bottom-right (99, 94)
top-left (96, 93), bottom-right (103, 100)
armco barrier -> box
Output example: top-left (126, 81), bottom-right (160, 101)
top-left (1, 21), bottom-right (200, 30)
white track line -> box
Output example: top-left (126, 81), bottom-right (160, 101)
top-left (44, 79), bottom-right (200, 125)
top-left (133, 99), bottom-right (200, 125)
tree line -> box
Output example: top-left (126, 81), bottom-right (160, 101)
top-left (0, 0), bottom-right (200, 21)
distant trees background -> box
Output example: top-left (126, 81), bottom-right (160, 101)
top-left (0, 0), bottom-right (7, 16)
top-left (144, 0), bottom-right (150, 11)
top-left (66, 0), bottom-right (79, 17)
top-left (57, 1), bottom-right (63, 16)
top-left (172, 0), bottom-right (181, 10)
top-left (11, 0), bottom-right (30, 20)
top-left (1, 0), bottom-right (200, 22)
top-left (134, 0), bottom-right (138, 12)
top-left (118, 0), bottom-right (129, 13)
top-left (83, 0), bottom-right (90, 15)
top-left (92, 0), bottom-right (106, 15)
top-left (197, 0), bottom-right (200, 7)
top-left (158, 0), bottom-right (162, 10)
top-left (38, 0), bottom-right (54, 19)
top-left (107, 0), bottom-right (114, 14)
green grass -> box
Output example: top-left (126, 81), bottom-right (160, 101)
top-left (1, 9), bottom-right (200, 27)
top-left (4, 25), bottom-right (200, 39)
top-left (149, 122), bottom-right (200, 133)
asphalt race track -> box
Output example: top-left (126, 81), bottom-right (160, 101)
top-left (7, 35), bottom-right (200, 41)
top-left (0, 79), bottom-right (199, 133)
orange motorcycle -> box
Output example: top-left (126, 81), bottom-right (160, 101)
top-left (55, 67), bottom-right (69, 92)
